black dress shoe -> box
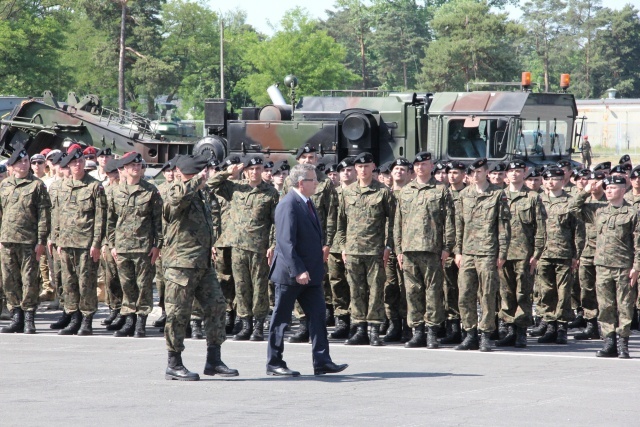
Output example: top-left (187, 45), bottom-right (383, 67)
top-left (266, 366), bottom-right (300, 377)
top-left (314, 362), bottom-right (348, 376)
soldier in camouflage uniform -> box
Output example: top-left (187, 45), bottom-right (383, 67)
top-left (207, 155), bottom-right (279, 342)
top-left (488, 163), bottom-right (507, 189)
top-left (54, 146), bottom-right (107, 336)
top-left (530, 167), bottom-right (583, 345)
top-left (454, 158), bottom-right (510, 352)
top-left (495, 161), bottom-right (546, 348)
top-left (107, 152), bottom-right (163, 338)
top-left (0, 148), bottom-right (51, 334)
top-left (162, 154), bottom-right (237, 381)
top-left (567, 171), bottom-right (607, 340)
top-left (525, 169), bottom-right (543, 193)
top-left (336, 152), bottom-right (395, 346)
top-left (625, 165), bottom-right (640, 327)
top-left (394, 152), bottom-right (454, 349)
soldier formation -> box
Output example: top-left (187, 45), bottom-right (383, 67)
top-left (1, 141), bottom-right (639, 381)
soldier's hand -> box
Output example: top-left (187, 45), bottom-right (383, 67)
top-left (47, 241), bottom-right (54, 255)
top-left (111, 248), bottom-right (118, 262)
top-left (441, 251), bottom-right (450, 268)
top-left (342, 251), bottom-right (347, 264)
top-left (630, 269), bottom-right (639, 288)
top-left (571, 258), bottom-right (579, 271)
top-left (497, 258), bottom-right (506, 269)
top-left (266, 247), bottom-right (275, 266)
top-left (383, 247), bottom-right (391, 265)
top-left (296, 271), bottom-right (310, 285)
top-left (57, 246), bottom-right (61, 255)
top-left (529, 257), bottom-right (538, 275)
top-left (397, 253), bottom-right (404, 269)
top-left (212, 247), bottom-right (217, 262)
top-left (231, 163), bottom-right (244, 175)
top-left (90, 246), bottom-right (100, 263)
top-left (584, 182), bottom-right (592, 193)
top-left (455, 254), bottom-right (462, 268)
top-left (149, 247), bottom-right (160, 265)
top-left (322, 245), bottom-right (330, 263)
top-left (34, 244), bottom-right (45, 262)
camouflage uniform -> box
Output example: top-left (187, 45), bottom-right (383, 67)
top-left (47, 178), bottom-right (65, 303)
top-left (154, 181), bottom-right (173, 309)
top-left (336, 180), bottom-right (395, 324)
top-left (455, 184), bottom-right (510, 333)
top-left (102, 183), bottom-right (122, 311)
top-left (208, 171), bottom-right (278, 321)
top-left (107, 180), bottom-right (163, 316)
top-left (162, 176), bottom-right (226, 353)
top-left (624, 192), bottom-right (640, 308)
top-left (384, 188), bottom-right (407, 323)
top-left (0, 174), bottom-right (51, 311)
top-left (327, 187), bottom-right (349, 316)
top-left (444, 185), bottom-right (465, 321)
top-left (55, 174), bottom-right (106, 316)
top-left (394, 179), bottom-right (454, 327)
top-left (499, 188), bottom-right (546, 327)
top-left (208, 180), bottom-right (235, 314)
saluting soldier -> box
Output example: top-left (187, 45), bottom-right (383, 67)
top-left (0, 148), bottom-right (51, 334)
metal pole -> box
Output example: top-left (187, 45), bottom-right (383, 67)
top-left (220, 19), bottom-right (224, 99)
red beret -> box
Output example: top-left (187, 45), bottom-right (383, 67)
top-left (83, 146), bottom-right (97, 155)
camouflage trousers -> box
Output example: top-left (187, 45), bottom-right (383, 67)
top-left (59, 247), bottom-right (99, 315)
top-left (402, 251), bottom-right (445, 327)
top-left (116, 252), bottom-right (155, 316)
top-left (498, 259), bottom-right (533, 328)
top-left (537, 258), bottom-right (574, 323)
top-left (232, 248), bottom-right (270, 320)
top-left (596, 266), bottom-right (637, 338)
top-left (384, 252), bottom-right (407, 321)
top-left (579, 257), bottom-right (598, 320)
top-left (0, 243), bottom-right (40, 311)
top-left (571, 265), bottom-right (581, 313)
top-left (163, 267), bottom-right (226, 353)
top-left (103, 247), bottom-right (122, 310)
top-left (329, 252), bottom-right (350, 317)
top-left (215, 246), bottom-right (235, 313)
top-left (345, 254), bottom-right (385, 324)
top-left (458, 255), bottom-right (499, 332)
top-left (39, 253), bottom-right (53, 294)
top-left (294, 266), bottom-right (331, 320)
top-left (51, 244), bottom-right (63, 303)
top-left (154, 255), bottom-right (165, 306)
top-left (443, 258), bottom-right (460, 320)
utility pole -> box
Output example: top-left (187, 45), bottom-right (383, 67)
top-left (220, 19), bottom-right (224, 99)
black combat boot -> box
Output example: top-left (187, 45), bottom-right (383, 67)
top-left (101, 309), bottom-right (119, 326)
top-left (232, 316), bottom-right (243, 335)
top-left (50, 310), bottom-right (71, 330)
top-left (326, 304), bottom-right (335, 326)
top-left (490, 316), bottom-right (503, 340)
top-left (437, 321), bottom-right (447, 338)
top-left (77, 313), bottom-right (94, 336)
top-left (369, 323), bottom-right (384, 346)
top-left (225, 310), bottom-right (235, 334)
top-left (204, 345), bottom-right (239, 377)
top-left (514, 326), bottom-right (528, 348)
top-left (537, 321), bottom-right (557, 343)
top-left (479, 331), bottom-right (492, 352)
top-left (568, 309), bottom-right (586, 329)
top-left (495, 324), bottom-right (516, 347)
top-left (134, 314), bottom-right (147, 338)
top-left (440, 319), bottom-right (462, 345)
top-left (23, 310), bottom-right (36, 334)
top-left (345, 322), bottom-right (369, 345)
top-left (455, 328), bottom-right (479, 351)
top-left (405, 324), bottom-right (426, 348)
top-left (58, 311), bottom-right (82, 335)
top-left (383, 318), bottom-right (402, 342)
top-left (618, 335), bottom-right (630, 359)
top-left (165, 351), bottom-right (199, 381)
top-left (114, 314), bottom-right (137, 337)
top-left (596, 333), bottom-right (618, 358)
top-left (379, 318), bottom-right (390, 335)
top-left (153, 309), bottom-right (167, 328)
top-left (250, 318), bottom-right (265, 341)
top-left (329, 315), bottom-right (350, 339)
top-left (401, 319), bottom-right (413, 343)
top-left (427, 326), bottom-right (439, 349)
top-left (288, 319), bottom-right (309, 343)
top-left (1, 308), bottom-right (24, 333)
top-left (498, 318), bottom-right (509, 340)
top-left (529, 320), bottom-right (548, 337)
top-left (555, 322), bottom-right (568, 344)
top-left (233, 317), bottom-right (253, 341)
top-left (348, 322), bottom-right (358, 339)
top-left (106, 311), bottom-right (127, 331)
top-left (574, 317), bottom-right (599, 340)
top-left (191, 319), bottom-right (204, 340)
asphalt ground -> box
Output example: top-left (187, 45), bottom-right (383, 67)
top-left (1, 304), bottom-right (640, 426)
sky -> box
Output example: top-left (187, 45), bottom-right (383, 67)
top-left (206, 0), bottom-right (637, 36)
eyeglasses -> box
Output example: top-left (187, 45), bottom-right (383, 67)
top-left (302, 178), bottom-right (318, 182)
top-left (85, 155), bottom-right (96, 160)
top-left (31, 161), bottom-right (44, 165)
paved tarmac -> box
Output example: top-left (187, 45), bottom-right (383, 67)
top-left (1, 305), bottom-right (640, 426)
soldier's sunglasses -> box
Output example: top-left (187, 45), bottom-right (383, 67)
top-left (31, 161), bottom-right (44, 165)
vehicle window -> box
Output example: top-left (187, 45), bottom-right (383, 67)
top-left (517, 120), bottom-right (569, 157)
top-left (447, 118), bottom-right (509, 159)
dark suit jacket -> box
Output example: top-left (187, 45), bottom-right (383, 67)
top-left (269, 190), bottom-right (324, 286)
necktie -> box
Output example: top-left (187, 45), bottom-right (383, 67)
top-left (306, 199), bottom-right (316, 221)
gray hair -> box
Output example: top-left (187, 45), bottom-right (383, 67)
top-left (289, 163), bottom-right (316, 187)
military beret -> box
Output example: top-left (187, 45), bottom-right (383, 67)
top-left (326, 163), bottom-right (338, 173)
top-left (97, 147), bottom-right (113, 157)
top-left (542, 167), bottom-right (565, 179)
top-left (40, 148), bottom-right (52, 156)
top-left (490, 162), bottom-right (507, 172)
top-left (67, 143), bottom-right (83, 154)
top-left (621, 163), bottom-right (632, 172)
top-left (392, 157), bottom-right (411, 169)
top-left (631, 166), bottom-right (640, 178)
top-left (83, 146), bottom-right (97, 156)
top-left (467, 157), bottom-right (488, 172)
top-left (222, 155), bottom-right (241, 169)
top-left (45, 149), bottom-right (61, 160)
top-left (60, 148), bottom-right (83, 167)
top-left (0, 164), bottom-right (6, 174)
top-left (264, 161), bottom-right (274, 169)
top-left (243, 155), bottom-right (263, 168)
top-left (446, 160), bottom-right (466, 172)
top-left (120, 152), bottom-right (143, 166)
top-left (602, 175), bottom-right (626, 189)
top-left (556, 159), bottom-right (572, 168)
top-left (316, 163), bottom-right (326, 172)
top-left (413, 151), bottom-right (432, 163)
top-left (373, 167), bottom-right (380, 173)
top-left (7, 148), bottom-right (28, 166)
top-left (295, 144), bottom-right (317, 159)
top-left (526, 169), bottom-right (542, 178)
top-left (610, 165), bottom-right (627, 175)
top-left (50, 152), bottom-right (66, 166)
top-left (576, 168), bottom-right (591, 178)
top-left (378, 161), bottom-right (392, 174)
top-left (590, 170), bottom-right (606, 180)
top-left (208, 158), bottom-right (221, 169)
top-left (272, 160), bottom-right (290, 175)
top-left (506, 160), bottom-right (527, 171)
top-left (105, 158), bottom-right (120, 174)
top-left (570, 168), bottom-right (580, 178)
top-left (620, 154), bottom-right (631, 164)
top-left (160, 160), bottom-right (173, 172)
top-left (175, 154), bottom-right (209, 175)
top-left (30, 154), bottom-right (45, 163)
top-left (593, 161), bottom-right (611, 171)
top-left (337, 157), bottom-right (355, 172)
top-left (434, 161), bottom-right (446, 171)
top-left (353, 152), bottom-right (374, 164)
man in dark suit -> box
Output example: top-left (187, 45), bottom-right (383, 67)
top-left (267, 163), bottom-right (349, 376)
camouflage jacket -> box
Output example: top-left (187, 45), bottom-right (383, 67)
top-left (624, 191), bottom-right (640, 208)
top-left (47, 178), bottom-right (65, 245)
top-left (593, 201), bottom-right (640, 270)
top-left (107, 180), bottom-right (163, 253)
top-left (447, 185), bottom-right (465, 256)
top-left (504, 187), bottom-right (546, 260)
top-left (0, 174), bottom-right (51, 245)
top-left (336, 179), bottom-right (395, 256)
top-left (455, 184), bottom-right (510, 259)
top-left (539, 191), bottom-right (583, 260)
top-left (569, 191), bottom-right (608, 259)
top-left (328, 186), bottom-right (343, 254)
top-left (206, 179), bottom-right (231, 247)
top-left (394, 179), bottom-right (455, 255)
top-left (55, 173), bottom-right (106, 249)
top-left (162, 176), bottom-right (215, 269)
top-left (207, 171), bottom-right (278, 253)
